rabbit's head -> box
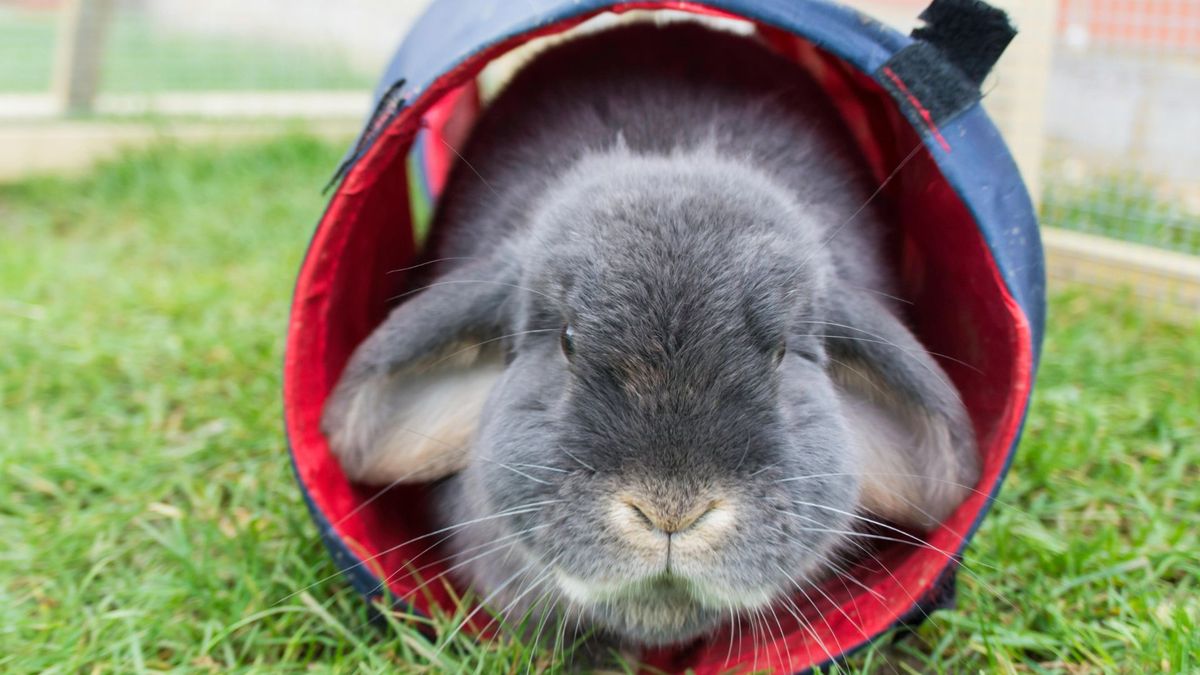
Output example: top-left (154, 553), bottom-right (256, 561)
top-left (322, 149), bottom-right (978, 646)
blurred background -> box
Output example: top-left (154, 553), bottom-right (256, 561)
top-left (2, 0), bottom-right (1198, 312)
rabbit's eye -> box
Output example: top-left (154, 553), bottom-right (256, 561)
top-left (560, 324), bottom-right (576, 359)
top-left (773, 343), bottom-right (787, 367)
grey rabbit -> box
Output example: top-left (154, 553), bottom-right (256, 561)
top-left (321, 22), bottom-right (979, 653)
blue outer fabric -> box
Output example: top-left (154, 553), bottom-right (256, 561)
top-left (303, 0), bottom-right (1046, 668)
top-left (354, 0), bottom-right (1045, 357)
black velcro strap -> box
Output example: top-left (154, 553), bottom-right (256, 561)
top-left (876, 0), bottom-right (1016, 147)
top-left (880, 42), bottom-right (980, 141)
top-left (323, 78), bottom-right (408, 194)
top-left (913, 0), bottom-right (1017, 87)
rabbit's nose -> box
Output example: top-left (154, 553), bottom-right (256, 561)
top-left (623, 496), bottom-right (720, 535)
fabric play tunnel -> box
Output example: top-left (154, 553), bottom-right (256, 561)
top-left (283, 0), bottom-right (1046, 671)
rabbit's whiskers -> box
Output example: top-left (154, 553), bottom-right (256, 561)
top-left (481, 458), bottom-right (554, 486)
top-left (781, 571), bottom-right (842, 666)
top-left (851, 283), bottom-right (914, 305)
top-left (506, 461), bottom-right (570, 474)
top-left (775, 486), bottom-right (1022, 617)
top-left (385, 256), bottom-right (481, 275)
top-left (425, 328), bottom-right (560, 369)
top-left (325, 422), bottom-right (474, 530)
top-left (799, 142), bottom-right (925, 270)
top-left (437, 552), bottom-right (569, 659)
top-left (785, 500), bottom-right (999, 573)
top-left (322, 410), bottom-right (559, 538)
top-left (824, 555), bottom-right (887, 602)
top-left (762, 531), bottom-right (849, 663)
top-left (827, 355), bottom-right (892, 398)
top-left (559, 445), bottom-right (597, 473)
top-left (439, 135), bottom-right (501, 199)
top-left (277, 500), bottom-right (558, 605)
top-left (775, 560), bottom-right (937, 675)
top-left (774, 469), bottom-right (1033, 524)
top-left (433, 559), bottom-right (542, 657)
top-left (764, 599), bottom-right (794, 668)
top-left (777, 494), bottom-right (984, 638)
top-left (789, 330), bottom-right (967, 400)
top-left (789, 516), bottom-right (1022, 618)
top-left (524, 583), bottom-right (564, 667)
top-left (471, 555), bottom-right (561, 643)
top-left (723, 602), bottom-right (737, 666)
top-left (797, 319), bottom-right (983, 375)
top-left (381, 523), bottom-right (553, 600)
top-left (379, 532), bottom-right (525, 602)
top-left (388, 278), bottom-right (556, 304)
top-left (772, 522), bottom-right (945, 651)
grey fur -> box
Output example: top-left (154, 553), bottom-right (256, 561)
top-left (321, 23), bottom-right (980, 652)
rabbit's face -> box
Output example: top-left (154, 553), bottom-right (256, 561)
top-left (326, 148), bottom-right (978, 648)
top-left (463, 156), bottom-right (862, 644)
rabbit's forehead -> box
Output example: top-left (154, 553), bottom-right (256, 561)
top-left (530, 152), bottom-right (814, 283)
top-left (561, 238), bottom-right (808, 332)
top-left (561, 284), bottom-right (785, 399)
top-left (523, 164), bottom-right (827, 343)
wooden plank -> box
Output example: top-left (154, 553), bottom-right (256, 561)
top-left (1043, 227), bottom-right (1200, 314)
top-left (1, 91), bottom-right (371, 121)
top-left (0, 120), bottom-right (359, 182)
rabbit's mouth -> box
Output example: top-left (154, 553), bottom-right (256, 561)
top-left (553, 568), bottom-right (778, 644)
top-left (556, 565), bottom-right (772, 608)
top-left (556, 571), bottom-right (747, 645)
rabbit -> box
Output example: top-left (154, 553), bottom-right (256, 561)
top-left (321, 22), bottom-right (980, 652)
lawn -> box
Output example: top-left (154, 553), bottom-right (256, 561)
top-left (1042, 171), bottom-right (1200, 257)
top-left (0, 7), bottom-right (371, 93)
top-left (1, 136), bottom-right (1196, 673)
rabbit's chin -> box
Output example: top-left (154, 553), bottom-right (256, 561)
top-left (555, 571), bottom-right (776, 647)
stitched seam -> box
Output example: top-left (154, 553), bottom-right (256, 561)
top-left (882, 66), bottom-right (952, 153)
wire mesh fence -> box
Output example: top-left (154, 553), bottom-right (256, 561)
top-left (2, 0), bottom-right (1198, 261)
top-left (860, 0), bottom-right (1200, 258)
top-left (1044, 0), bottom-right (1200, 256)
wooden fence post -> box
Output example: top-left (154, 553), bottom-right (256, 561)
top-left (985, 0), bottom-right (1059, 210)
top-left (52, 0), bottom-right (116, 115)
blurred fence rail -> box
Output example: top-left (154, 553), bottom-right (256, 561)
top-left (2, 0), bottom-right (1198, 312)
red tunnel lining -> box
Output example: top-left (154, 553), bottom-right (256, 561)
top-left (283, 4), bottom-right (1033, 672)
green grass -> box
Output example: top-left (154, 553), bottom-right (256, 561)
top-left (1042, 172), bottom-right (1200, 256)
top-left (0, 8), bottom-right (57, 92)
top-left (0, 7), bottom-right (371, 93)
top-left (2, 136), bottom-right (1197, 673)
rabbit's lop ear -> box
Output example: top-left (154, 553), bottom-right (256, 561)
top-left (822, 287), bottom-right (981, 531)
top-left (321, 258), bottom-right (515, 485)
